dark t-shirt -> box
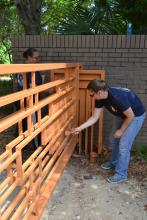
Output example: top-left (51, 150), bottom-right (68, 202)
top-left (95, 87), bottom-right (145, 118)
top-left (17, 71), bottom-right (42, 90)
top-left (27, 71), bottom-right (42, 88)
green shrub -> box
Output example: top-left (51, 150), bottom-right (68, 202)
top-left (0, 78), bottom-right (14, 115)
top-left (137, 145), bottom-right (147, 161)
top-left (0, 77), bottom-right (13, 96)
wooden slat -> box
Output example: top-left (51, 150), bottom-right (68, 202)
top-left (0, 78), bottom-right (74, 107)
top-left (0, 87), bottom-right (74, 133)
top-left (30, 135), bottom-right (76, 220)
top-left (0, 63), bottom-right (79, 75)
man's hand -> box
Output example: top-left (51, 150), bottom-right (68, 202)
top-left (114, 107), bottom-right (134, 139)
top-left (71, 127), bottom-right (82, 135)
top-left (114, 129), bottom-right (123, 139)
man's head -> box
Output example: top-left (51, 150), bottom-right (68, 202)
top-left (87, 79), bottom-right (108, 100)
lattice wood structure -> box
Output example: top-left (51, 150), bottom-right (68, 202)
top-left (51, 68), bottom-right (105, 156)
top-left (0, 63), bottom-right (105, 219)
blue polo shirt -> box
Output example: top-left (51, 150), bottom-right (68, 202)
top-left (95, 87), bottom-right (145, 118)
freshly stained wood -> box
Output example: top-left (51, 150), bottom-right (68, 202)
top-left (52, 68), bottom-right (105, 156)
top-left (0, 63), bottom-right (104, 219)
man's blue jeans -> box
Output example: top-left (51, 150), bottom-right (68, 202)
top-left (109, 113), bottom-right (146, 178)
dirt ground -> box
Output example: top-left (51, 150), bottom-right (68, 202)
top-left (41, 155), bottom-right (147, 220)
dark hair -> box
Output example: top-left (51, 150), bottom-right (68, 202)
top-left (87, 79), bottom-right (108, 92)
top-left (23, 48), bottom-right (38, 59)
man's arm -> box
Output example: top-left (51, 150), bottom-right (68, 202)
top-left (114, 107), bottom-right (135, 138)
top-left (71, 108), bottom-right (103, 134)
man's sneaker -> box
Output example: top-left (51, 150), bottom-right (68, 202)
top-left (101, 161), bottom-right (114, 170)
top-left (107, 174), bottom-right (127, 183)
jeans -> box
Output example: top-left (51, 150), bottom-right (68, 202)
top-left (109, 113), bottom-right (146, 178)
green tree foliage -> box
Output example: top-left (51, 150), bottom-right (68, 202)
top-left (57, 0), bottom-right (125, 34)
top-left (0, 0), bottom-right (147, 63)
top-left (41, 0), bottom-right (91, 33)
top-left (91, 0), bottom-right (125, 34)
top-left (117, 0), bottom-right (147, 34)
top-left (1, 0), bottom-right (147, 36)
top-left (13, 0), bottom-right (89, 34)
top-left (0, 0), bottom-right (22, 63)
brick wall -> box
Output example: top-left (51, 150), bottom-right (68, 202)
top-left (11, 35), bottom-right (147, 147)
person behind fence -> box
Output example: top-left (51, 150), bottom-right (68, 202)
top-left (17, 47), bottom-right (42, 91)
top-left (16, 47), bottom-right (42, 149)
top-left (71, 79), bottom-right (146, 183)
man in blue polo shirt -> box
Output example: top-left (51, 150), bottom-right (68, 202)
top-left (71, 79), bottom-right (146, 183)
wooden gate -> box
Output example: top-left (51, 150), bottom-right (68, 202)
top-left (51, 68), bottom-right (105, 157)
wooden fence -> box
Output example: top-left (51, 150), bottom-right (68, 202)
top-left (0, 63), bottom-right (79, 219)
top-left (0, 63), bottom-right (105, 219)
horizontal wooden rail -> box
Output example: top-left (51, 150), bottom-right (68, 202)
top-left (0, 63), bottom-right (80, 75)
top-left (0, 78), bottom-right (74, 107)
top-left (0, 85), bottom-right (74, 132)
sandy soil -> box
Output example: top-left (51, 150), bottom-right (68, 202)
top-left (41, 156), bottom-right (147, 220)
